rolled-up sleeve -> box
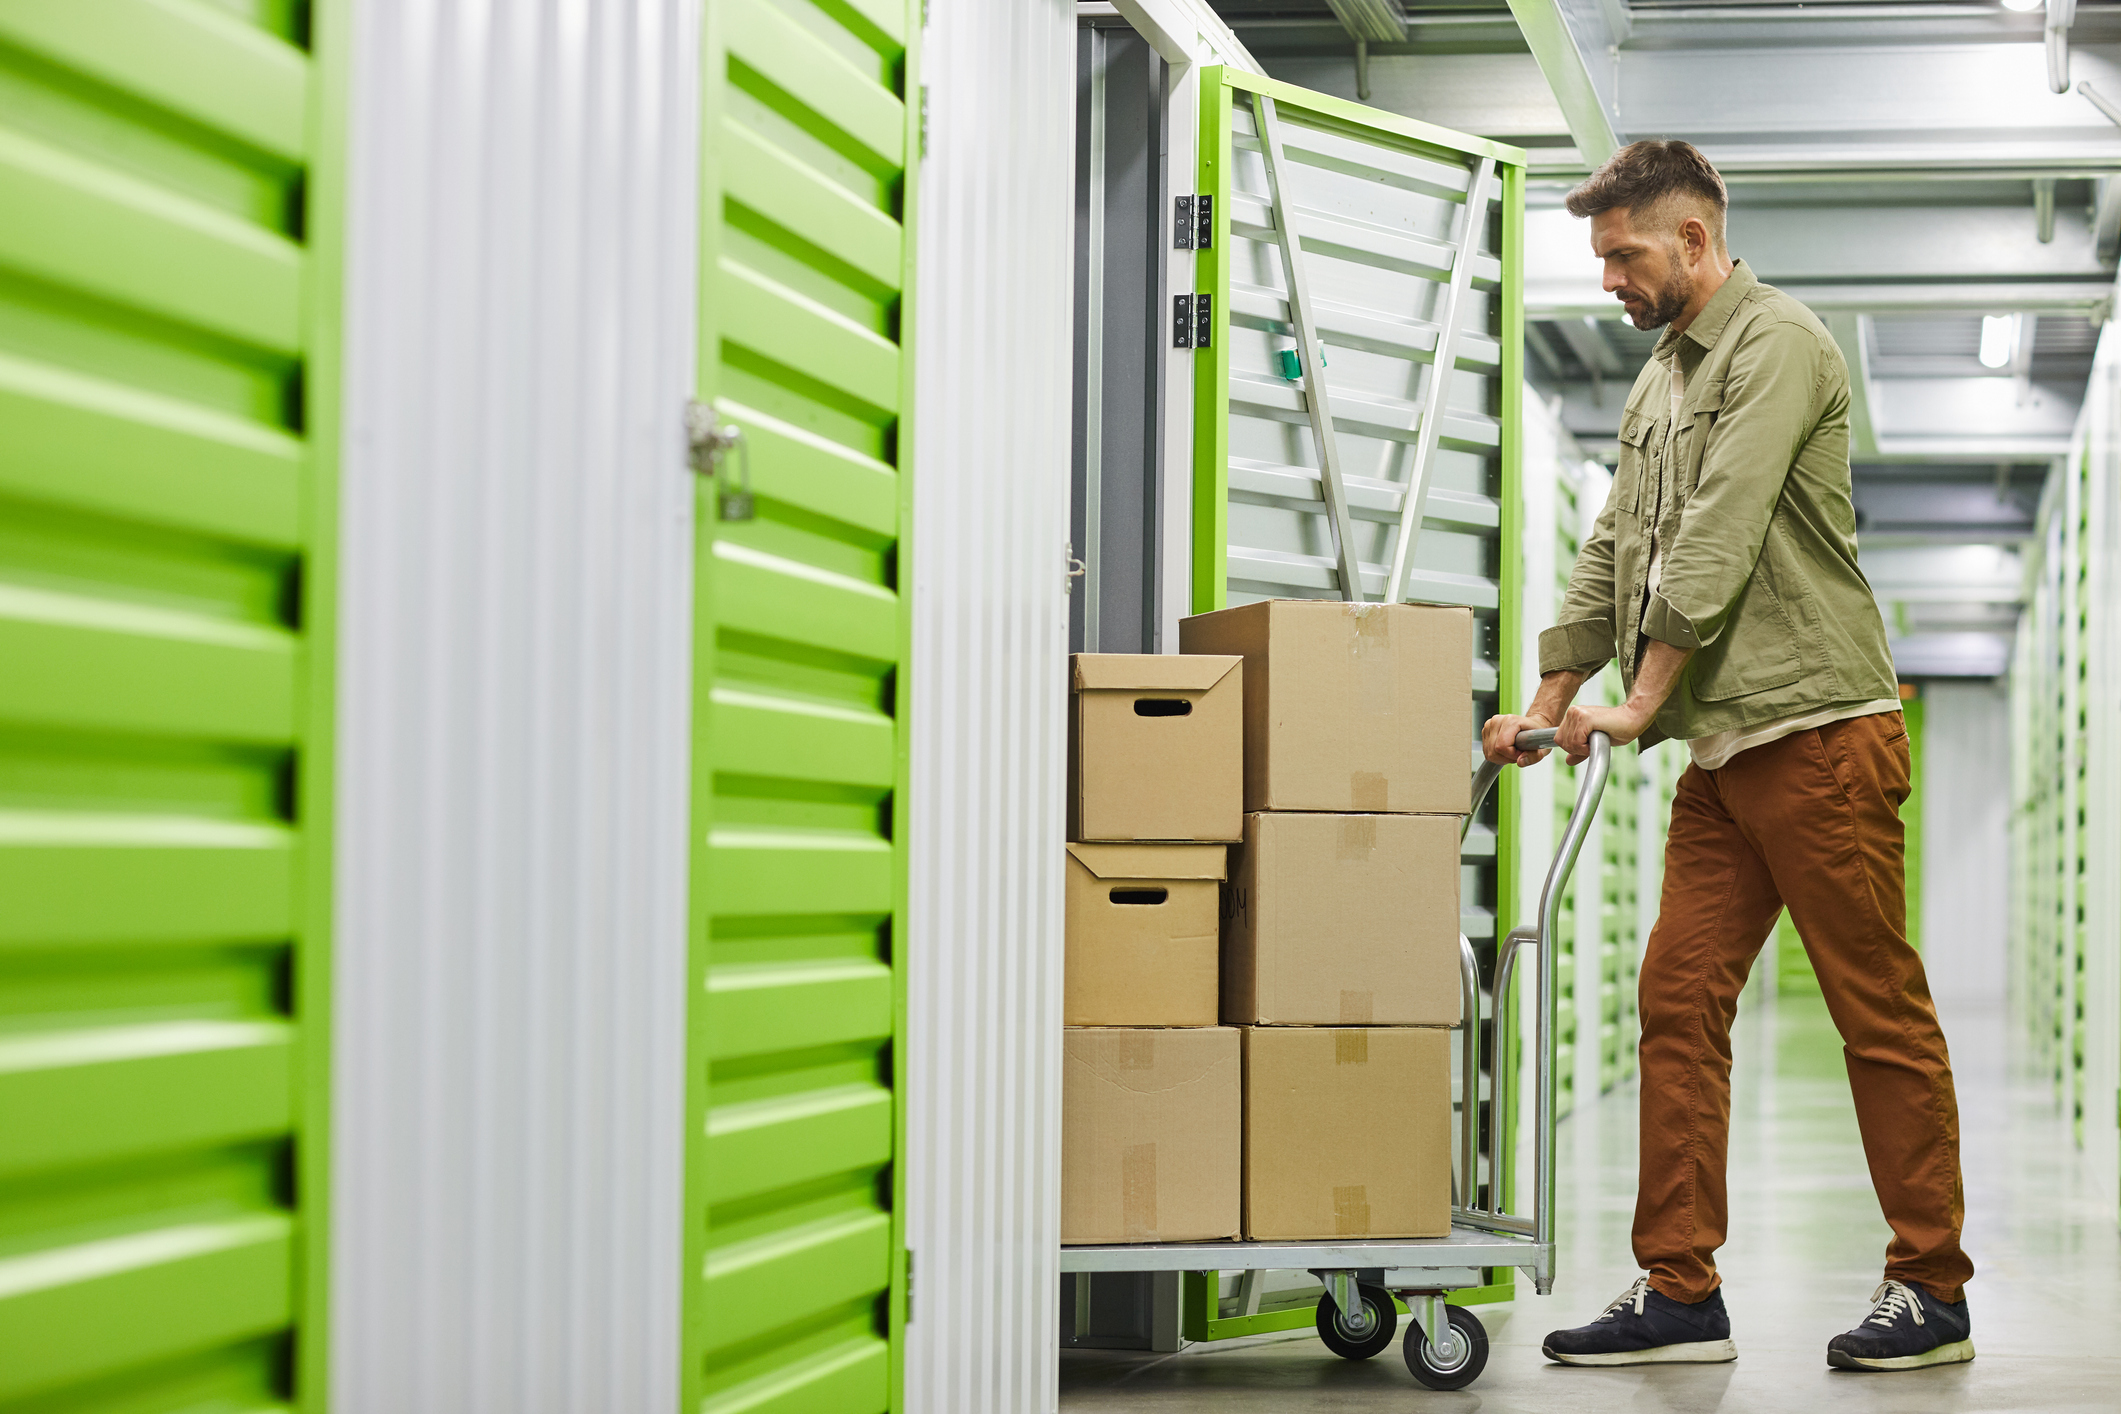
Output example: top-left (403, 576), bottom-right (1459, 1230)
top-left (1643, 318), bottom-right (1825, 650)
top-left (1539, 491), bottom-right (1620, 675)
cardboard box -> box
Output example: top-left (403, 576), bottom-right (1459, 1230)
top-left (1063, 1026), bottom-right (1242, 1244)
top-left (1223, 813), bottom-right (1461, 1026)
top-left (1179, 600), bottom-right (1473, 816)
top-left (1066, 843), bottom-right (1225, 1027)
top-left (1241, 1026), bottom-right (1452, 1240)
top-left (1069, 653), bottom-right (1243, 842)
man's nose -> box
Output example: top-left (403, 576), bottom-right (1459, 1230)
top-left (1602, 266), bottom-right (1625, 294)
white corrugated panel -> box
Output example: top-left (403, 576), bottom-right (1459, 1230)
top-left (331, 3), bottom-right (698, 1409)
top-left (904, 2), bottom-right (1076, 1411)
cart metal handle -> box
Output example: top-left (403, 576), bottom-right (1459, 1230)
top-left (1452, 727), bottom-right (1611, 1292)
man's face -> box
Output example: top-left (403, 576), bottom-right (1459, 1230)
top-left (1590, 207), bottom-right (1693, 331)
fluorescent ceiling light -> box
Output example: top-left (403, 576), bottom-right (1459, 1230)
top-left (2000, 0), bottom-right (2041, 10)
top-left (1978, 314), bottom-right (2016, 369)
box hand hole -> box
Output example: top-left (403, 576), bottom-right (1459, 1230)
top-left (1133, 698), bottom-right (1192, 717)
top-left (1109, 887), bottom-right (1169, 906)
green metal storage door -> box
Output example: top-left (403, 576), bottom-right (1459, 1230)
top-left (685, 0), bottom-right (916, 1409)
top-left (0, 2), bottom-right (335, 1409)
top-left (1186, 64), bottom-right (1526, 1313)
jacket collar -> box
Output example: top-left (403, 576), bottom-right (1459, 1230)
top-left (1653, 257), bottom-right (1754, 364)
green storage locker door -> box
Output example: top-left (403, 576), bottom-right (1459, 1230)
top-left (686, 1), bottom-right (917, 1409)
top-left (0, 2), bottom-right (336, 1410)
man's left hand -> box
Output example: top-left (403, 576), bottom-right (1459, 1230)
top-left (1553, 701), bottom-right (1654, 763)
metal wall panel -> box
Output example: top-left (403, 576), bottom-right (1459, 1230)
top-left (0, 3), bottom-right (333, 1407)
top-left (331, 2), bottom-right (698, 1408)
top-left (903, 2), bottom-right (1076, 1411)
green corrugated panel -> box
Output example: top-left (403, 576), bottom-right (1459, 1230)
top-left (0, 0), bottom-right (333, 1408)
top-left (685, 1), bottom-right (917, 1408)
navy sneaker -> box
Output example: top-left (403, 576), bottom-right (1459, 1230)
top-left (1826, 1280), bottom-right (1974, 1371)
top-left (1543, 1277), bottom-right (1738, 1366)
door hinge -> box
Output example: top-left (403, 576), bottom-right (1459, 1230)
top-left (1065, 541), bottom-right (1088, 592)
top-left (905, 1248), bottom-right (915, 1323)
top-left (1174, 294), bottom-right (1212, 349)
top-left (1175, 195), bottom-right (1193, 250)
top-left (685, 399), bottom-right (753, 521)
top-left (1195, 194), bottom-right (1213, 249)
top-left (919, 85), bottom-right (930, 157)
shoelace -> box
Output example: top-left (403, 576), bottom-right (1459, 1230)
top-left (1595, 1276), bottom-right (1652, 1322)
top-left (1864, 1280), bottom-right (1925, 1329)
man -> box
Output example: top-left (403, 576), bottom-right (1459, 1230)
top-left (1484, 140), bottom-right (1973, 1372)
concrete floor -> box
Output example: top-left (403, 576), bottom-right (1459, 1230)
top-left (1060, 992), bottom-right (2121, 1411)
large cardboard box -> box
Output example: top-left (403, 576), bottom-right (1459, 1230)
top-left (1179, 600), bottom-right (1473, 816)
top-left (1063, 1026), bottom-right (1242, 1244)
top-left (1223, 812), bottom-right (1461, 1026)
top-left (1066, 843), bottom-right (1225, 1027)
top-left (1069, 653), bottom-right (1243, 842)
top-left (1241, 1026), bottom-right (1452, 1241)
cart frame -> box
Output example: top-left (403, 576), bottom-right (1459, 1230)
top-left (1059, 727), bottom-right (1613, 1376)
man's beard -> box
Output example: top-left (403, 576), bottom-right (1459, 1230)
top-left (1624, 271), bottom-right (1694, 331)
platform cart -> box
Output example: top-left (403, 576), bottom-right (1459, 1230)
top-left (1059, 727), bottom-right (1611, 1390)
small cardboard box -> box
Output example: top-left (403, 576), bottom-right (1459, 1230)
top-left (1223, 813), bottom-right (1461, 1027)
top-left (1241, 1026), bottom-right (1452, 1241)
top-left (1178, 600), bottom-right (1473, 816)
top-left (1069, 653), bottom-right (1244, 843)
top-left (1063, 1026), bottom-right (1242, 1244)
top-left (1066, 843), bottom-right (1225, 1027)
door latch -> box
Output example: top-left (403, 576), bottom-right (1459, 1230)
top-left (685, 399), bottom-right (753, 521)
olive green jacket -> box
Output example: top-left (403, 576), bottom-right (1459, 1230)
top-left (1538, 260), bottom-right (1897, 745)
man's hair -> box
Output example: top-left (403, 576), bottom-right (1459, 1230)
top-left (1564, 140), bottom-right (1728, 249)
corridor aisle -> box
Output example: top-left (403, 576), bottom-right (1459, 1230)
top-left (1059, 994), bottom-right (2121, 1411)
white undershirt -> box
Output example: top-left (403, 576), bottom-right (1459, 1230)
top-left (1644, 361), bottom-right (1899, 769)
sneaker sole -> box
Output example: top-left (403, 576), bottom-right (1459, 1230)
top-left (1827, 1339), bottom-right (1974, 1372)
top-left (1544, 1338), bottom-right (1738, 1367)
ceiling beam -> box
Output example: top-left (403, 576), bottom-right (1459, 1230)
top-left (1531, 281), bottom-right (2114, 320)
top-left (1502, 0), bottom-right (1625, 166)
top-left (1273, 39), bottom-right (2121, 178)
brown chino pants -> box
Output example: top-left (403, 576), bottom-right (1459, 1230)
top-left (1634, 710), bottom-right (1972, 1304)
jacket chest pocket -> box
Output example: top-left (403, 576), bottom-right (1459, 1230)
top-left (1614, 411), bottom-right (1654, 516)
top-left (1674, 379), bottom-right (1725, 499)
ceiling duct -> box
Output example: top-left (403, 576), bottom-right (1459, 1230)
top-left (1327, 0), bottom-right (1410, 44)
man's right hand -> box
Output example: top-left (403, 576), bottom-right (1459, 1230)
top-left (1482, 713), bottom-right (1554, 767)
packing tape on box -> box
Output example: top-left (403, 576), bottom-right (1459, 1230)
top-left (1333, 1184), bottom-right (1371, 1235)
top-left (1335, 1029), bottom-right (1369, 1065)
top-left (1339, 990), bottom-right (1374, 1024)
top-left (1337, 813), bottom-right (1379, 858)
top-left (1348, 772), bottom-right (1389, 812)
top-left (1110, 1032), bottom-right (1157, 1069)
top-left (1123, 1142), bottom-right (1158, 1240)
top-left (1350, 603), bottom-right (1395, 715)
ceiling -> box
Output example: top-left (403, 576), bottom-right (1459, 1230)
top-left (1211, 0), bottom-right (2121, 677)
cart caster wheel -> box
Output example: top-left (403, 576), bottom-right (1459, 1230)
top-left (1315, 1283), bottom-right (1397, 1360)
top-left (1404, 1305), bottom-right (1487, 1390)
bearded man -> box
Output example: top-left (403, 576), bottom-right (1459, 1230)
top-left (1483, 140), bottom-right (1974, 1373)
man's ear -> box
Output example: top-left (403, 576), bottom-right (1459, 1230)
top-left (1679, 215), bottom-right (1708, 264)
